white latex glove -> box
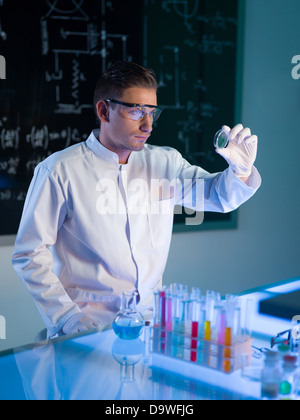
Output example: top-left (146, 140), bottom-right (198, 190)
top-left (62, 313), bottom-right (101, 336)
top-left (216, 124), bottom-right (258, 178)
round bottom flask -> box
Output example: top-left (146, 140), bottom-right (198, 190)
top-left (113, 291), bottom-right (145, 340)
top-left (214, 129), bottom-right (230, 149)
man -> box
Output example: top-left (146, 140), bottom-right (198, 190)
top-left (12, 61), bottom-right (261, 337)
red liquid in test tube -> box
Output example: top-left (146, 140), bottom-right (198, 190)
top-left (191, 321), bottom-right (198, 362)
top-left (159, 291), bottom-right (166, 352)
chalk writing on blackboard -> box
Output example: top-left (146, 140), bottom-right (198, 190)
top-left (0, 0), bottom-right (240, 235)
top-left (0, 54), bottom-right (5, 79)
top-left (41, 0), bottom-right (133, 115)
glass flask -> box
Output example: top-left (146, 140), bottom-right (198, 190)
top-left (112, 338), bottom-right (144, 399)
top-left (113, 291), bottom-right (145, 340)
top-left (214, 129), bottom-right (230, 149)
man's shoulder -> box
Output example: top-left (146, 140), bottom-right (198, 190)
top-left (37, 141), bottom-right (90, 173)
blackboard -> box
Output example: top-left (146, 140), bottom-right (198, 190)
top-left (0, 0), bottom-right (243, 236)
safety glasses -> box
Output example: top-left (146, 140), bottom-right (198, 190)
top-left (105, 99), bottom-right (163, 122)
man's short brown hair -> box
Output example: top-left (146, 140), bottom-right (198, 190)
top-left (93, 61), bottom-right (158, 108)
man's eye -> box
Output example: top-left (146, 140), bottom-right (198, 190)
top-left (128, 108), bottom-right (142, 118)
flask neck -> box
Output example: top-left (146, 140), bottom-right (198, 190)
top-left (122, 291), bottom-right (138, 311)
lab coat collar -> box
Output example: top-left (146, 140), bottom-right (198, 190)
top-left (86, 129), bottom-right (136, 166)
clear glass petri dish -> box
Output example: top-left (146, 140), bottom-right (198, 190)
top-left (214, 129), bottom-right (230, 149)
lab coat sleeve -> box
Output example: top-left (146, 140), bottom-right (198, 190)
top-left (175, 152), bottom-right (261, 212)
top-left (12, 164), bottom-right (82, 336)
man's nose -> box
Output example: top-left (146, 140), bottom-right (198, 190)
top-left (140, 114), bottom-right (153, 132)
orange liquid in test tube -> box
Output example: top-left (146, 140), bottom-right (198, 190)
top-left (223, 327), bottom-right (232, 373)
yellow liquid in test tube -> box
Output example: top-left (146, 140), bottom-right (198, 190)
top-left (204, 321), bottom-right (211, 341)
top-left (203, 321), bottom-right (211, 367)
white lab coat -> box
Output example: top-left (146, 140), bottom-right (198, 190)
top-left (12, 130), bottom-right (261, 336)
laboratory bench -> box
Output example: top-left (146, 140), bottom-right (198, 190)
top-left (0, 276), bottom-right (299, 401)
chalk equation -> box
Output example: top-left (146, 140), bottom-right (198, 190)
top-left (0, 124), bottom-right (86, 177)
top-left (26, 125), bottom-right (83, 150)
top-left (41, 0), bottom-right (135, 115)
top-left (0, 125), bottom-right (82, 152)
top-left (0, 127), bottom-right (19, 150)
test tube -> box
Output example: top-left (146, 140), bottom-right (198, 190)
top-left (153, 290), bottom-right (160, 327)
top-left (245, 298), bottom-right (254, 338)
top-left (233, 299), bottom-right (242, 342)
top-left (205, 290), bottom-right (215, 324)
top-left (225, 295), bottom-right (236, 330)
top-left (159, 289), bottom-right (166, 327)
top-left (153, 291), bottom-right (161, 353)
top-left (159, 289), bottom-right (166, 352)
top-left (178, 284), bottom-right (188, 293)
top-left (172, 292), bottom-right (185, 358)
top-left (143, 321), bottom-right (151, 362)
top-left (183, 294), bottom-right (201, 362)
top-left (216, 305), bottom-right (227, 371)
top-left (196, 297), bottom-right (206, 364)
top-left (217, 306), bottom-right (226, 345)
top-left (165, 291), bottom-right (173, 356)
top-left (183, 295), bottom-right (192, 361)
top-left (191, 297), bottom-right (201, 363)
top-left (191, 287), bottom-right (201, 299)
top-left (203, 320), bottom-right (211, 366)
top-left (224, 327), bottom-right (232, 373)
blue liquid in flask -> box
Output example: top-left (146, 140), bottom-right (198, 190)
top-left (112, 290), bottom-right (145, 340)
top-left (113, 320), bottom-right (144, 340)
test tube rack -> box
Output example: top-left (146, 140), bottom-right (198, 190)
top-left (151, 327), bottom-right (252, 375)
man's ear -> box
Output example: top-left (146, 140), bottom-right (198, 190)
top-left (96, 101), bottom-right (110, 123)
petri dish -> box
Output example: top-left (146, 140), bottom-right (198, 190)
top-left (214, 129), bottom-right (230, 149)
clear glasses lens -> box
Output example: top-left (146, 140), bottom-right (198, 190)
top-left (152, 108), bottom-right (162, 121)
top-left (106, 99), bottom-right (162, 122)
top-left (126, 108), bottom-right (144, 120)
top-left (124, 106), bottom-right (162, 121)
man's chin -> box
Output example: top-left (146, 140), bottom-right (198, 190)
top-left (131, 139), bottom-right (147, 151)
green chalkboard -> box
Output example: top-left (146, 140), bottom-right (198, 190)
top-left (0, 0), bottom-right (244, 236)
top-left (144, 0), bottom-right (244, 232)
